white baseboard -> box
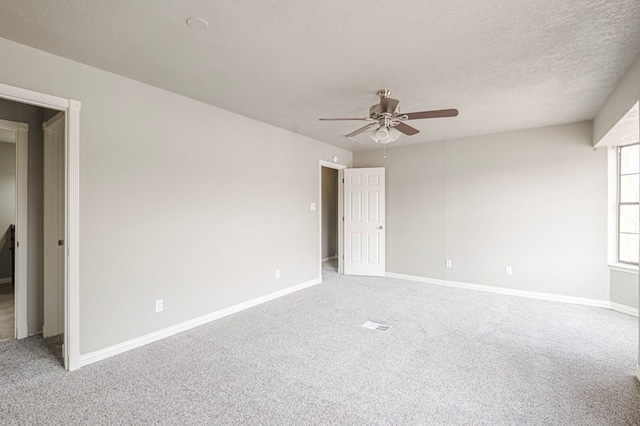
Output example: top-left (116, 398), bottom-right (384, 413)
top-left (322, 255), bottom-right (337, 262)
top-left (609, 302), bottom-right (639, 317)
top-left (0, 277), bottom-right (12, 285)
top-left (386, 272), bottom-right (638, 317)
top-left (79, 277), bottom-right (322, 368)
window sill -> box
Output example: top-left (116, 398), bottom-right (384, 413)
top-left (609, 263), bottom-right (639, 275)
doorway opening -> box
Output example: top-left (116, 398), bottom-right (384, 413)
top-left (319, 161), bottom-right (387, 279)
top-left (0, 99), bottom-right (64, 362)
top-left (0, 82), bottom-right (81, 371)
top-left (319, 160), bottom-right (346, 278)
top-left (321, 166), bottom-right (339, 274)
top-left (0, 120), bottom-right (19, 341)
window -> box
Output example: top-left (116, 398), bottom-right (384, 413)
top-left (618, 143), bottom-right (639, 264)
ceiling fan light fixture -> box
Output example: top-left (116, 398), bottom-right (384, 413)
top-left (371, 126), bottom-right (400, 144)
top-left (388, 127), bottom-right (400, 142)
top-left (376, 126), bottom-right (390, 140)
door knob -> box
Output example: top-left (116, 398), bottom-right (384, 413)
top-left (378, 226), bottom-right (384, 229)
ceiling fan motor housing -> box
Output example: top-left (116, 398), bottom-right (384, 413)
top-left (370, 93), bottom-right (400, 118)
top-left (369, 103), bottom-right (383, 118)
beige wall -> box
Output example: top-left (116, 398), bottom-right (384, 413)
top-left (0, 37), bottom-right (353, 354)
top-left (321, 167), bottom-right (338, 260)
top-left (0, 142), bottom-right (15, 279)
top-left (355, 121), bottom-right (609, 301)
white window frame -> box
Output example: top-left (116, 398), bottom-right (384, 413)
top-left (617, 144), bottom-right (639, 265)
top-left (608, 144), bottom-right (639, 274)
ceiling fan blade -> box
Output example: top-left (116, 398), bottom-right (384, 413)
top-left (395, 122), bottom-right (420, 136)
top-left (380, 97), bottom-right (399, 114)
top-left (402, 109), bottom-right (459, 120)
top-left (345, 123), bottom-right (377, 138)
top-left (319, 117), bottom-right (370, 121)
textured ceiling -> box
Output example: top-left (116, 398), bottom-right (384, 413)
top-left (0, 0), bottom-right (639, 151)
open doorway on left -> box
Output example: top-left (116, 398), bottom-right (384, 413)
top-left (0, 97), bottom-right (63, 366)
top-left (0, 129), bottom-right (16, 341)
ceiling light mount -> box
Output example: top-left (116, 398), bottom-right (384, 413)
top-left (377, 89), bottom-right (392, 99)
top-left (186, 17), bottom-right (209, 31)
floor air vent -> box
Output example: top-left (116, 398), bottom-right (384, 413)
top-left (362, 321), bottom-right (391, 332)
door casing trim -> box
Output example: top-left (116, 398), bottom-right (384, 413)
top-left (0, 82), bottom-right (81, 371)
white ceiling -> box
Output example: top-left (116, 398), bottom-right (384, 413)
top-left (0, 0), bottom-right (639, 151)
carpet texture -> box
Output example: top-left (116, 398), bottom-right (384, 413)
top-left (0, 261), bottom-right (638, 425)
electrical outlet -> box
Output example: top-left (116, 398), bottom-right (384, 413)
top-left (505, 266), bottom-right (512, 276)
top-left (275, 269), bottom-right (280, 279)
top-left (310, 203), bottom-right (316, 211)
top-left (445, 260), bottom-right (452, 268)
top-left (155, 299), bottom-right (163, 313)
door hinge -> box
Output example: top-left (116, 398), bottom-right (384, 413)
top-left (342, 217), bottom-right (344, 221)
top-left (16, 241), bottom-right (19, 248)
top-left (58, 240), bottom-right (64, 246)
top-left (342, 178), bottom-right (344, 183)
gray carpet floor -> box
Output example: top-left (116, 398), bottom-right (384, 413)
top-left (1, 261), bottom-right (639, 425)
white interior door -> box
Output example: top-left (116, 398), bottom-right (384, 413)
top-left (43, 112), bottom-right (65, 338)
top-left (344, 167), bottom-right (385, 276)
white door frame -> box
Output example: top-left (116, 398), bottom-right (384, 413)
top-left (0, 118), bottom-right (28, 339)
top-left (319, 159), bottom-right (346, 277)
top-left (0, 82), bottom-right (81, 371)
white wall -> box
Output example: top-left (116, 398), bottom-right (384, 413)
top-left (0, 142), bottom-right (15, 279)
top-left (0, 37), bottom-right (352, 354)
top-left (354, 121), bottom-right (609, 301)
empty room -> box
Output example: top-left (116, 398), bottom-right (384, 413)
top-left (0, 1), bottom-right (639, 424)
